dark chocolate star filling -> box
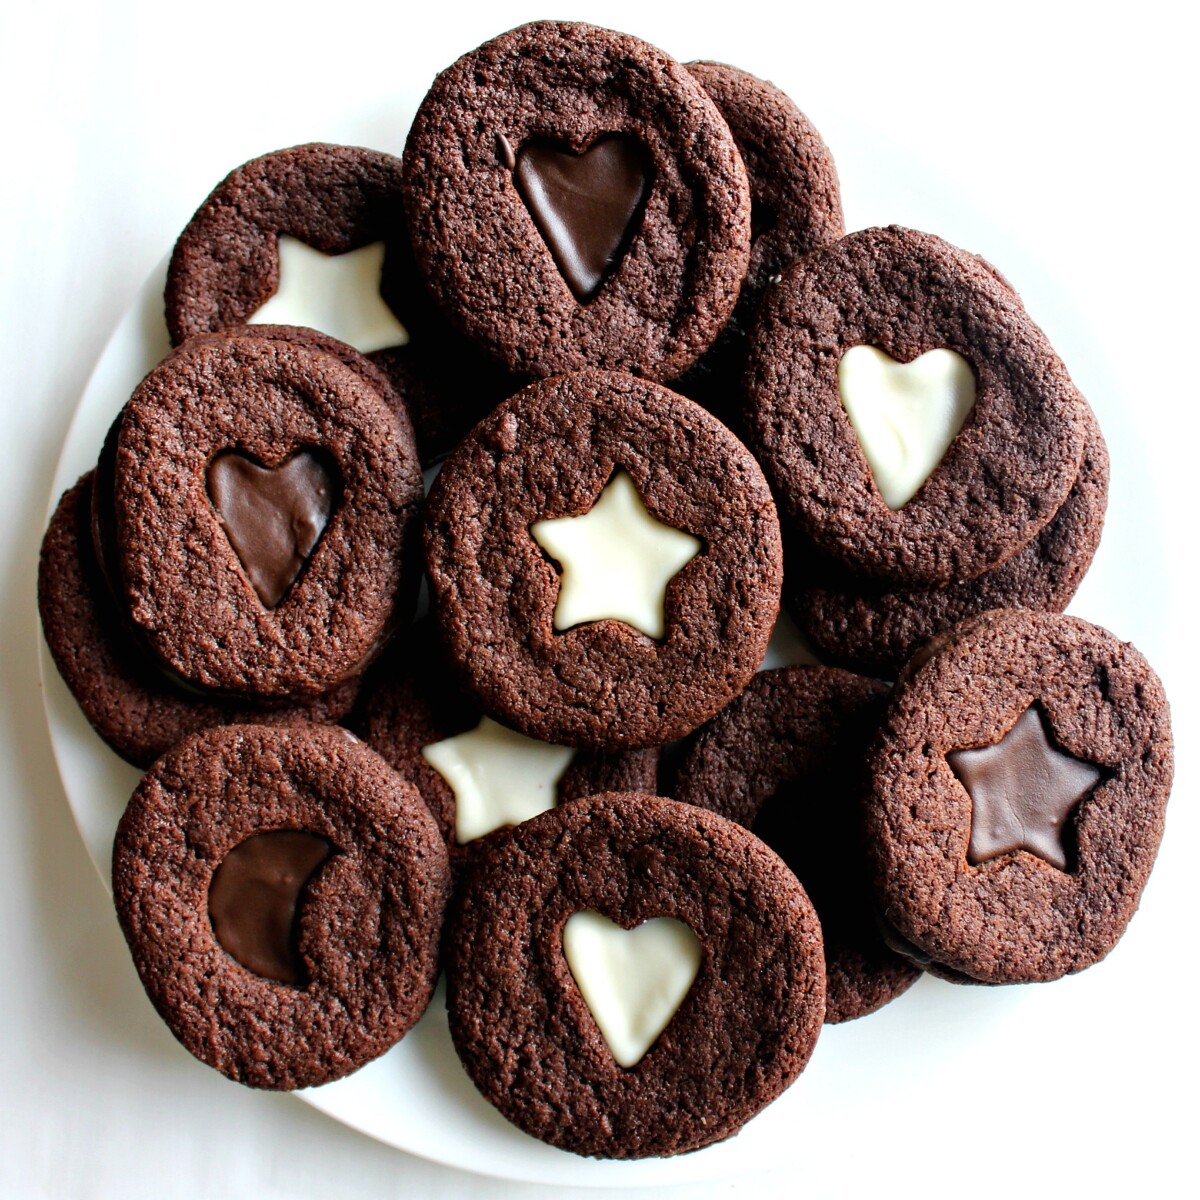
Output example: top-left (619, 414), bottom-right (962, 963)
top-left (948, 704), bottom-right (1103, 872)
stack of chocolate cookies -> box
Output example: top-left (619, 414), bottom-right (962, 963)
top-left (39, 19), bottom-right (1172, 1162)
top-left (742, 225), bottom-right (1111, 678)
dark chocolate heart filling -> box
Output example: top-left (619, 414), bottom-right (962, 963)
top-left (207, 450), bottom-right (338, 609)
top-left (513, 134), bottom-right (652, 303)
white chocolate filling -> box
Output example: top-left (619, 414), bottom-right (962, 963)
top-left (420, 717), bottom-right (574, 844)
top-left (838, 345), bottom-right (976, 509)
top-left (562, 911), bottom-right (702, 1068)
top-left (530, 470), bottom-right (701, 640)
top-left (248, 235), bottom-right (409, 353)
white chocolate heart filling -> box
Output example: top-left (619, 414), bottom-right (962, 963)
top-left (838, 345), bottom-right (976, 509)
top-left (562, 910), bottom-right (701, 1068)
top-left (248, 235), bottom-right (409, 354)
top-left (530, 470), bottom-right (701, 640)
top-left (421, 717), bottom-right (574, 844)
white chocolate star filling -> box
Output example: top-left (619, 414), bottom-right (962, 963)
top-left (530, 470), bottom-right (702, 640)
top-left (247, 235), bottom-right (409, 353)
top-left (838, 345), bottom-right (976, 509)
top-left (562, 911), bottom-right (702, 1068)
top-left (420, 717), bottom-right (574, 845)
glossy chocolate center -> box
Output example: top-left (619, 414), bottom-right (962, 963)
top-left (207, 450), bottom-right (337, 608)
top-left (208, 830), bottom-right (332, 983)
top-left (949, 705), bottom-right (1103, 872)
top-left (513, 135), bottom-right (651, 302)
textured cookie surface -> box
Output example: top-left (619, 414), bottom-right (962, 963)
top-left (446, 793), bottom-right (825, 1158)
top-left (166, 143), bottom-right (409, 345)
top-left (672, 666), bottom-right (920, 1022)
top-left (353, 621), bottom-right (659, 865)
top-left (676, 61), bottom-right (843, 417)
top-left (790, 404), bottom-right (1109, 675)
top-left (866, 609), bottom-right (1172, 983)
top-left (110, 332), bottom-right (423, 698)
top-left (424, 370), bottom-right (782, 748)
top-left (112, 723), bottom-right (450, 1089)
top-left (402, 21), bottom-right (751, 381)
top-left (744, 226), bottom-right (1087, 585)
top-left (164, 142), bottom-right (504, 461)
top-left (39, 474), bottom-right (359, 767)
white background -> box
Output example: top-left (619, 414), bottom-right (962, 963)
top-left (2, 1), bottom-right (1197, 1197)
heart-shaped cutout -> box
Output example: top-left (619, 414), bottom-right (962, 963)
top-left (207, 450), bottom-right (338, 608)
top-left (562, 910), bottom-right (701, 1067)
top-left (513, 135), bottom-right (651, 303)
top-left (838, 345), bottom-right (976, 509)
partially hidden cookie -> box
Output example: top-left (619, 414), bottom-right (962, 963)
top-left (788, 403), bottom-right (1109, 676)
top-left (39, 474), bottom-right (359, 767)
top-left (353, 622), bottom-right (659, 865)
top-left (866, 609), bottom-right (1173, 984)
top-left (446, 792), bottom-right (825, 1158)
top-left (424, 370), bottom-right (782, 749)
top-left (402, 21), bottom-right (751, 381)
top-left (672, 666), bottom-right (920, 1022)
top-left (675, 61), bottom-right (844, 419)
top-left (743, 226), bottom-right (1088, 586)
top-left (108, 331), bottom-right (423, 699)
top-left (112, 723), bottom-right (450, 1088)
top-left (164, 142), bottom-right (506, 460)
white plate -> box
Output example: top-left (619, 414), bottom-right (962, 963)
top-left (39, 107), bottom-right (1169, 1188)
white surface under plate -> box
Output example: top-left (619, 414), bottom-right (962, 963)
top-left (38, 101), bottom-right (1169, 1188)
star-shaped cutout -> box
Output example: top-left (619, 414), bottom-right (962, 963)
top-left (530, 470), bottom-right (702, 640)
top-left (948, 705), bottom-right (1103, 872)
top-left (247, 235), bottom-right (409, 354)
top-left (420, 716), bottom-right (575, 845)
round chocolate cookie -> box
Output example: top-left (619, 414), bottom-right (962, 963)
top-left (674, 61), bottom-right (843, 419)
top-left (423, 370), bottom-right (783, 749)
top-left (166, 144), bottom-right (409, 347)
top-left (90, 324), bottom-right (410, 603)
top-left (112, 723), bottom-right (450, 1089)
top-left (446, 792), bottom-right (825, 1158)
top-left (353, 621), bottom-right (660, 865)
top-left (109, 331), bottom-right (423, 699)
top-left (164, 142), bottom-right (507, 460)
top-left (671, 666), bottom-right (920, 1022)
top-left (743, 226), bottom-right (1088, 586)
top-left (39, 474), bottom-right (360, 768)
top-left (401, 21), bottom-right (751, 381)
top-left (789, 403), bottom-right (1109, 676)
top-left (866, 609), bottom-right (1173, 984)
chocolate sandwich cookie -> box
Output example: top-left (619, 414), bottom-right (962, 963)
top-left (446, 792), bottom-right (825, 1158)
top-left (423, 370), bottom-right (783, 749)
top-left (675, 62), bottom-right (843, 420)
top-left (789, 404), bottom-right (1109, 676)
top-left (743, 226), bottom-right (1088, 586)
top-left (672, 666), bottom-right (920, 1022)
top-left (164, 142), bottom-right (505, 460)
top-left (353, 622), bottom-right (659, 865)
top-left (109, 331), bottom-right (423, 698)
top-left (112, 723), bottom-right (450, 1089)
top-left (39, 474), bottom-right (359, 768)
top-left (402, 21), bottom-right (751, 381)
top-left (90, 323), bottom-right (409, 600)
top-left (866, 609), bottom-right (1173, 984)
